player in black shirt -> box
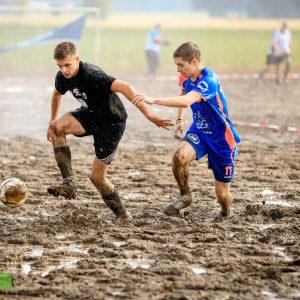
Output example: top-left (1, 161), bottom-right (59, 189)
top-left (47, 41), bottom-right (172, 218)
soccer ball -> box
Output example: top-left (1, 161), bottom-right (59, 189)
top-left (0, 178), bottom-right (28, 208)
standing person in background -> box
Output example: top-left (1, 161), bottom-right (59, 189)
top-left (259, 21), bottom-right (292, 84)
top-left (145, 23), bottom-right (169, 76)
top-left (47, 41), bottom-right (173, 219)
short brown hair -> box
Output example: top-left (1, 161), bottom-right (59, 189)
top-left (53, 41), bottom-right (76, 60)
top-left (173, 42), bottom-right (201, 63)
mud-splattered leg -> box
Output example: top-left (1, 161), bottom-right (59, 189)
top-left (47, 113), bottom-right (85, 199)
top-left (214, 180), bottom-right (233, 221)
top-left (164, 142), bottom-right (196, 216)
top-left (90, 156), bottom-right (129, 218)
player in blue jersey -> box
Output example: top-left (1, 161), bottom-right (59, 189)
top-left (133, 42), bottom-right (240, 220)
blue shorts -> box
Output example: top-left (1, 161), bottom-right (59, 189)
top-left (182, 129), bottom-right (238, 183)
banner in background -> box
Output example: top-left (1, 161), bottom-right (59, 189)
top-left (0, 16), bottom-right (85, 53)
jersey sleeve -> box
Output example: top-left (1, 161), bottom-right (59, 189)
top-left (192, 76), bottom-right (217, 101)
top-left (55, 73), bottom-right (68, 95)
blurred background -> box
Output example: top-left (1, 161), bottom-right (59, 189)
top-left (0, 0), bottom-right (299, 76)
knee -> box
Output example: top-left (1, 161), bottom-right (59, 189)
top-left (49, 120), bottom-right (66, 137)
top-left (172, 148), bottom-right (188, 166)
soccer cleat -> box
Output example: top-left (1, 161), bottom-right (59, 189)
top-left (217, 197), bottom-right (232, 219)
top-left (164, 194), bottom-right (192, 216)
top-left (214, 210), bottom-right (232, 222)
top-left (102, 191), bottom-right (130, 219)
top-left (47, 177), bottom-right (77, 199)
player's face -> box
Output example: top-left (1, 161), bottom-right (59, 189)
top-left (174, 57), bottom-right (197, 78)
top-left (56, 55), bottom-right (80, 78)
top-left (281, 23), bottom-right (287, 32)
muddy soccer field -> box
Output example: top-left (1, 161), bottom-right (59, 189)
top-left (0, 75), bottom-right (299, 300)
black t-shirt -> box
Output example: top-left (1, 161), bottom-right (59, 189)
top-left (55, 61), bottom-right (127, 124)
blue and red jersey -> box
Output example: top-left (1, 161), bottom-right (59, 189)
top-left (179, 67), bottom-right (240, 152)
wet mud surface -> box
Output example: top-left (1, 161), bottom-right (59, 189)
top-left (0, 76), bottom-right (299, 299)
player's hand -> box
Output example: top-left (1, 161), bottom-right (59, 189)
top-left (161, 37), bottom-right (170, 46)
top-left (148, 114), bottom-right (173, 130)
top-left (47, 126), bottom-right (53, 142)
top-left (47, 121), bottom-right (56, 142)
top-left (173, 123), bottom-right (184, 140)
top-left (132, 94), bottom-right (155, 106)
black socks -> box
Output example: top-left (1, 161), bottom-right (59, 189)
top-left (54, 146), bottom-right (73, 179)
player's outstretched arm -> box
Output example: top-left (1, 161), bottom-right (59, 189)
top-left (110, 79), bottom-right (173, 130)
top-left (47, 89), bottom-right (62, 142)
top-left (174, 107), bottom-right (187, 140)
top-left (133, 91), bottom-right (201, 108)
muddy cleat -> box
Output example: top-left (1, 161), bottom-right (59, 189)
top-left (217, 197), bottom-right (233, 220)
top-left (102, 191), bottom-right (130, 219)
top-left (47, 177), bottom-right (77, 199)
top-left (164, 194), bottom-right (192, 216)
top-left (214, 210), bottom-right (232, 222)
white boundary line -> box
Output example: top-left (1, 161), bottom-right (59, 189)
top-left (233, 120), bottom-right (300, 133)
top-left (133, 72), bottom-right (300, 81)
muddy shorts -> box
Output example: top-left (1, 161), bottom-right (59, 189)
top-left (182, 129), bottom-right (238, 183)
top-left (69, 107), bottom-right (126, 164)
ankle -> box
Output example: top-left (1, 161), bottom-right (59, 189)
top-left (62, 176), bottom-right (76, 185)
top-left (180, 189), bottom-right (191, 196)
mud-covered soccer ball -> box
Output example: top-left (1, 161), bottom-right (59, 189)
top-left (0, 178), bottom-right (28, 208)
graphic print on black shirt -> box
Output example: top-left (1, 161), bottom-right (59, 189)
top-left (71, 88), bottom-right (88, 108)
top-left (55, 61), bottom-right (127, 124)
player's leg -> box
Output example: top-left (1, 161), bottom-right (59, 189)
top-left (275, 63), bottom-right (281, 84)
top-left (153, 51), bottom-right (160, 75)
top-left (209, 146), bottom-right (237, 219)
top-left (92, 121), bottom-right (128, 218)
top-left (283, 55), bottom-right (291, 81)
top-left (259, 65), bottom-right (269, 80)
top-left (172, 141), bottom-right (196, 195)
top-left (164, 141), bottom-right (197, 216)
top-left (49, 113), bottom-right (85, 177)
top-left (214, 180), bottom-right (233, 218)
top-left (145, 50), bottom-right (152, 75)
top-left (47, 110), bottom-right (87, 199)
top-left (90, 157), bottom-right (128, 218)
top-left (147, 50), bottom-right (157, 75)
top-left (259, 55), bottom-right (271, 79)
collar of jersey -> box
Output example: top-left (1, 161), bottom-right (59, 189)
top-left (189, 67), bottom-right (205, 83)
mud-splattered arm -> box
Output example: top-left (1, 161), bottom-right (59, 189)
top-left (111, 79), bottom-right (173, 130)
